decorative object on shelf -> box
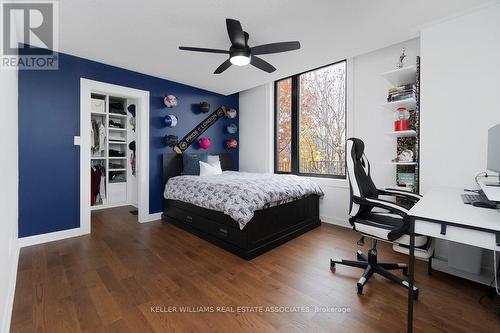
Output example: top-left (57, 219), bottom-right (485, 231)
top-left (392, 149), bottom-right (414, 163)
top-left (198, 137), bottom-right (212, 149)
top-left (226, 108), bottom-right (237, 119)
top-left (165, 135), bottom-right (178, 147)
top-left (199, 102), bottom-right (210, 113)
top-left (226, 138), bottom-right (237, 149)
top-left (396, 47), bottom-right (406, 69)
top-left (226, 123), bottom-right (238, 134)
top-left (129, 141), bottom-right (136, 176)
top-left (164, 114), bottom-right (178, 128)
top-left (164, 95), bottom-right (178, 108)
top-left (173, 106), bottom-right (228, 154)
top-left (393, 107), bottom-right (410, 131)
top-left (398, 172), bottom-right (415, 187)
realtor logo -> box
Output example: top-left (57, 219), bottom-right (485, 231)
top-left (1, 1), bottom-right (59, 69)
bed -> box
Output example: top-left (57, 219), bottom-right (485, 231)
top-left (161, 153), bottom-right (322, 260)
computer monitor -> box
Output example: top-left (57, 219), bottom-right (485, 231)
top-left (487, 123), bottom-right (500, 173)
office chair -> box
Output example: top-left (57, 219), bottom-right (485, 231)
top-left (331, 138), bottom-right (433, 298)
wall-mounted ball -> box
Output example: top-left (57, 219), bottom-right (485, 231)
top-left (199, 102), bottom-right (210, 113)
top-left (226, 108), bottom-right (237, 119)
top-left (165, 135), bottom-right (178, 147)
top-left (226, 139), bottom-right (238, 149)
top-left (164, 114), bottom-right (178, 127)
top-left (226, 123), bottom-right (238, 134)
top-left (127, 104), bottom-right (136, 117)
top-left (164, 95), bottom-right (178, 108)
top-left (198, 137), bottom-right (212, 149)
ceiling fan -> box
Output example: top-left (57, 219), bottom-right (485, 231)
top-left (179, 18), bottom-right (301, 74)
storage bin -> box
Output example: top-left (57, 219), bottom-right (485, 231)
top-left (91, 98), bottom-right (105, 113)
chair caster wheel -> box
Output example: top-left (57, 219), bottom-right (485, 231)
top-left (356, 251), bottom-right (363, 260)
top-left (413, 289), bottom-right (419, 300)
top-left (357, 283), bottom-right (363, 295)
top-left (402, 267), bottom-right (408, 276)
top-left (330, 260), bottom-right (336, 270)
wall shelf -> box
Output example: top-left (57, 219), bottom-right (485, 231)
top-left (385, 130), bottom-right (417, 138)
top-left (381, 65), bottom-right (416, 86)
top-left (382, 97), bottom-right (416, 110)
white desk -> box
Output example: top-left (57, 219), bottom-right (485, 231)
top-left (406, 187), bottom-right (500, 332)
top-left (479, 177), bottom-right (500, 202)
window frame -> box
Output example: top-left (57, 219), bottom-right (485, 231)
top-left (274, 59), bottom-right (347, 179)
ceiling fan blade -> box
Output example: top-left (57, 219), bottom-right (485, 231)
top-left (226, 18), bottom-right (245, 48)
top-left (214, 59), bottom-right (232, 74)
top-left (250, 56), bottom-right (276, 73)
top-left (251, 41), bottom-right (301, 55)
top-left (179, 46), bottom-right (229, 54)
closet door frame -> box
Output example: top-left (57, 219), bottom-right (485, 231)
top-left (80, 78), bottom-right (150, 234)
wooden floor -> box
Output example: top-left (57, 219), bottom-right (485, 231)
top-left (11, 206), bottom-right (499, 333)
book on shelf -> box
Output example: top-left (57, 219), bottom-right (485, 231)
top-left (387, 84), bottom-right (416, 102)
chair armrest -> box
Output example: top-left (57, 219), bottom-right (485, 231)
top-left (355, 197), bottom-right (410, 216)
top-left (379, 188), bottom-right (422, 201)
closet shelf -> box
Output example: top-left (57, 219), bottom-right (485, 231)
top-left (389, 162), bottom-right (417, 166)
top-left (108, 113), bottom-right (127, 118)
top-left (384, 130), bottom-right (417, 138)
top-left (381, 65), bottom-right (416, 86)
top-left (109, 141), bottom-right (127, 144)
top-left (91, 156), bottom-right (106, 159)
top-left (382, 97), bottom-right (416, 110)
top-left (109, 128), bottom-right (127, 132)
top-left (109, 168), bottom-right (126, 172)
top-left (91, 111), bottom-right (106, 116)
top-left (109, 157), bottom-right (127, 160)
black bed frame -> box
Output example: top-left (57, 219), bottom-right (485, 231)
top-left (161, 153), bottom-right (321, 260)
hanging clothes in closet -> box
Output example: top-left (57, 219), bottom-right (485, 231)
top-left (91, 163), bottom-right (106, 206)
top-left (91, 119), bottom-right (106, 155)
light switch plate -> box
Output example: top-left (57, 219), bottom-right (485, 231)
top-left (74, 136), bottom-right (81, 146)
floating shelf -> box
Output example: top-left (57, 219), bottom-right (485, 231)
top-left (382, 97), bottom-right (416, 110)
top-left (381, 65), bottom-right (416, 86)
top-left (385, 130), bottom-right (417, 138)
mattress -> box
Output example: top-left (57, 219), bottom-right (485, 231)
top-left (164, 171), bottom-right (324, 229)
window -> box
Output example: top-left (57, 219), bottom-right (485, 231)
top-left (275, 60), bottom-right (347, 178)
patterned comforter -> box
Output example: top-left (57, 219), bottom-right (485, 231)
top-left (164, 171), bottom-right (324, 229)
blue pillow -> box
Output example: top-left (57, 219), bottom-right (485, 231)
top-left (182, 153), bottom-right (208, 175)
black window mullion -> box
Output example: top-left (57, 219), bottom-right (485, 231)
top-left (290, 75), bottom-right (299, 174)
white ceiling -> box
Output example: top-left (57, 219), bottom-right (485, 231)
top-left (58, 0), bottom-right (489, 95)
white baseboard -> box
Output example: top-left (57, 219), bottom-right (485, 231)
top-left (320, 215), bottom-right (350, 228)
top-left (1, 241), bottom-right (19, 333)
top-left (18, 227), bottom-right (88, 248)
top-left (140, 212), bottom-right (162, 223)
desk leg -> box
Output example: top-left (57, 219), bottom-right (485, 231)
top-left (407, 217), bottom-right (415, 333)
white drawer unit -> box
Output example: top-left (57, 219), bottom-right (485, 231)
top-left (108, 183), bottom-right (127, 204)
top-left (91, 98), bottom-right (105, 113)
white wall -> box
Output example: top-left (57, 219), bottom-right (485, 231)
top-left (420, 3), bottom-right (500, 191)
top-left (0, 53), bottom-right (19, 332)
top-left (239, 40), bottom-right (421, 227)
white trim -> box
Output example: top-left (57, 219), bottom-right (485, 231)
top-left (80, 79), bottom-right (150, 236)
top-left (145, 212), bottom-right (163, 222)
top-left (1, 242), bottom-right (19, 333)
top-left (18, 227), bottom-right (86, 248)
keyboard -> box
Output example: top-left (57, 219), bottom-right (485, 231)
top-left (461, 191), bottom-right (490, 204)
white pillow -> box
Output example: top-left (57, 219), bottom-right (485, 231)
top-left (199, 160), bottom-right (223, 176)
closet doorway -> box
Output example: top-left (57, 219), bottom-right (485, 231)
top-left (80, 79), bottom-right (150, 234)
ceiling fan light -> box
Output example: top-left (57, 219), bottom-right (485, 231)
top-left (230, 55), bottom-right (251, 66)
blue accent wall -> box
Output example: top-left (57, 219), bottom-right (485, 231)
top-left (18, 50), bottom-right (238, 238)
